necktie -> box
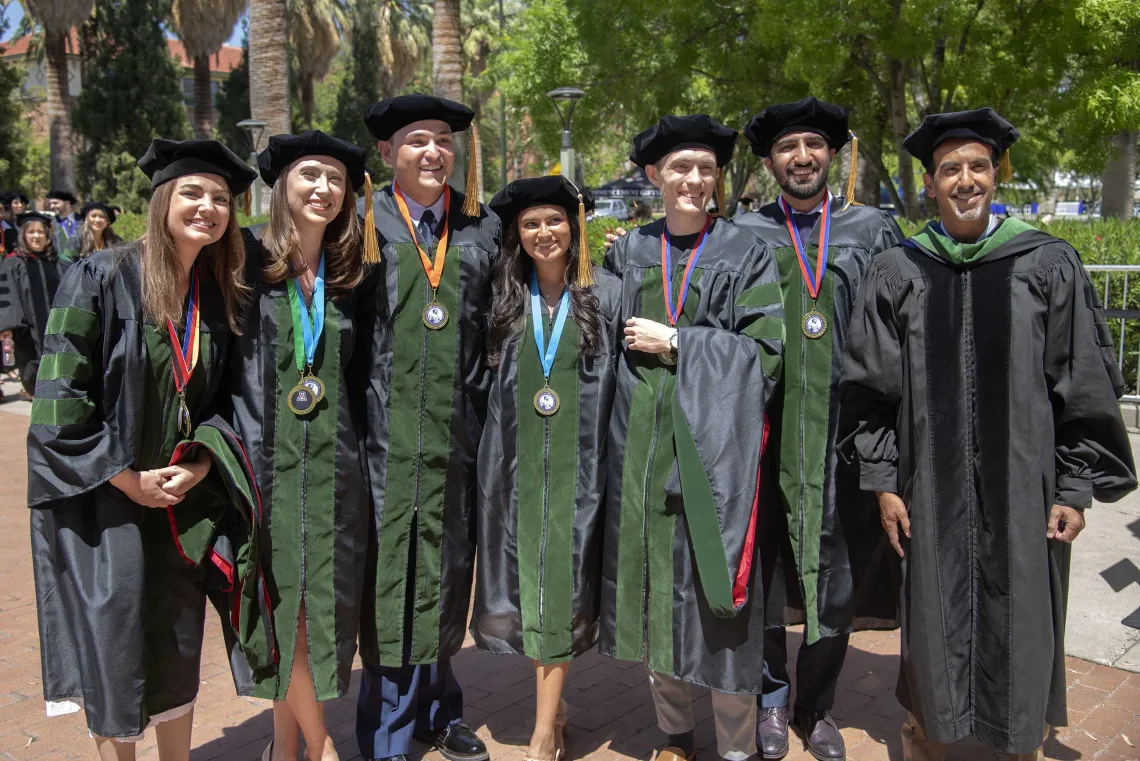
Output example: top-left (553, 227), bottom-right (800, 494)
top-left (418, 210), bottom-right (436, 248)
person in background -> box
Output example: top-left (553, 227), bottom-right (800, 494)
top-left (46, 189), bottom-right (81, 246)
top-left (473, 176), bottom-right (621, 761)
top-left (65, 202), bottom-right (124, 260)
top-left (0, 211), bottom-right (71, 399)
top-left (0, 191), bottom-right (17, 254)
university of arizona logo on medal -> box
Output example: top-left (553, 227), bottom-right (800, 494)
top-left (802, 310), bottom-right (827, 339)
top-left (302, 375), bottom-right (325, 404)
top-left (288, 383), bottom-right (318, 415)
top-left (534, 387), bottom-right (560, 417)
top-left (423, 301), bottom-right (449, 330)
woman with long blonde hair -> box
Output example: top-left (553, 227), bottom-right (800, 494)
top-left (64, 202), bottom-right (124, 259)
top-left (221, 130), bottom-right (376, 761)
top-left (26, 139), bottom-right (257, 761)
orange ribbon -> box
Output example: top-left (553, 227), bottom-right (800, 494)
top-left (393, 183), bottom-right (451, 290)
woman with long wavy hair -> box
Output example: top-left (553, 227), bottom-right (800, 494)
top-left (64, 202), bottom-right (124, 259)
top-left (472, 175), bottom-right (621, 761)
top-left (0, 211), bottom-right (71, 398)
top-left (223, 130), bottom-right (376, 761)
top-left (25, 139), bottom-right (257, 761)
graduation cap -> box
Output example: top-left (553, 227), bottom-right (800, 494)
top-left (904, 107), bottom-right (1019, 181)
top-left (629, 114), bottom-right (737, 215)
top-left (257, 130), bottom-right (380, 264)
top-left (137, 138), bottom-right (258, 196)
top-left (489, 175), bottom-right (597, 286)
top-left (80, 202), bottom-right (117, 225)
top-left (16, 211), bottom-right (53, 228)
top-left (364, 94), bottom-right (482, 218)
top-left (46, 189), bottom-right (78, 205)
top-left (743, 97), bottom-right (862, 210)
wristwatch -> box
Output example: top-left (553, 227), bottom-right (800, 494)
top-left (668, 329), bottom-right (679, 353)
top-left (660, 329), bottom-right (679, 365)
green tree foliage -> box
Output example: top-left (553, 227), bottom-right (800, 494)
top-left (215, 32), bottom-right (253, 155)
top-left (71, 0), bottom-right (189, 210)
top-left (0, 8), bottom-right (31, 191)
top-left (333, 0), bottom-right (384, 177)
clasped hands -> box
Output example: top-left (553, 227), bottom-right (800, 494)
top-left (876, 492), bottom-right (1085, 558)
top-left (111, 454), bottom-right (212, 508)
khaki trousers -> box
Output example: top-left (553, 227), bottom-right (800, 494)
top-left (647, 669), bottom-right (757, 761)
top-left (901, 713), bottom-right (1049, 761)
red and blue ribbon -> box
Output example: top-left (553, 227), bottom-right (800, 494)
top-left (779, 193), bottom-right (831, 301)
top-left (661, 216), bottom-right (711, 326)
top-left (166, 268), bottom-right (200, 394)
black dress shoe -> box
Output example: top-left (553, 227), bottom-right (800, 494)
top-left (372, 756), bottom-right (410, 761)
top-left (793, 711), bottom-right (845, 761)
top-left (421, 723), bottom-right (490, 761)
top-left (756, 706), bottom-right (790, 760)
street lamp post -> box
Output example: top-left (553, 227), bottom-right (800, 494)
top-left (547, 87), bottom-right (585, 185)
top-left (236, 118), bottom-right (267, 216)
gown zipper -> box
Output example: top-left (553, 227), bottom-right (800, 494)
top-left (538, 415), bottom-right (551, 661)
top-left (961, 271), bottom-right (978, 710)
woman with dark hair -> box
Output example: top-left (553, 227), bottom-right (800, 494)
top-left (26, 139), bottom-right (260, 760)
top-left (224, 130), bottom-right (376, 761)
top-left (65, 202), bottom-right (124, 259)
top-left (0, 211), bottom-right (71, 398)
top-left (472, 175), bottom-right (621, 761)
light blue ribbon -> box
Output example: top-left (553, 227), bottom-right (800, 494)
top-left (529, 269), bottom-right (570, 380)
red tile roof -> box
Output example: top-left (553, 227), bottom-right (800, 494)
top-left (1, 30), bottom-right (243, 74)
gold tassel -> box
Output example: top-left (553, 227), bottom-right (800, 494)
top-left (999, 149), bottom-right (1012, 184)
top-left (461, 122), bottom-right (481, 217)
top-left (714, 167), bottom-right (726, 217)
top-left (576, 192), bottom-right (595, 287)
top-left (843, 132), bottom-right (859, 211)
top-left (241, 189), bottom-right (251, 216)
top-left (362, 171), bottom-right (381, 264)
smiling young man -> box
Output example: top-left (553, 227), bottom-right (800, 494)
top-left (735, 97), bottom-right (904, 761)
top-left (45, 189), bottom-right (80, 249)
top-left (355, 94), bottom-right (499, 761)
top-left (838, 108), bottom-right (1137, 760)
top-left (601, 114), bottom-right (784, 761)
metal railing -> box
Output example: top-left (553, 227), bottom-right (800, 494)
top-left (1086, 265), bottom-right (1140, 403)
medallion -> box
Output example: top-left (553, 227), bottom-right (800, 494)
top-left (802, 309), bottom-right (827, 339)
top-left (534, 387), bottom-right (561, 417)
top-left (302, 375), bottom-right (325, 404)
top-left (288, 383), bottom-right (318, 416)
top-left (423, 300), bottom-right (449, 330)
top-left (177, 396), bottom-right (192, 438)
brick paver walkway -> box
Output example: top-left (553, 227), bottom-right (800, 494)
top-left (1, 410), bottom-right (1137, 760)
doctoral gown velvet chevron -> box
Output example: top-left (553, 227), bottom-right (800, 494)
top-left (600, 217), bottom-right (784, 693)
top-left (213, 229), bottom-right (372, 700)
top-left (838, 221), bottom-right (1137, 754)
top-left (26, 246), bottom-right (250, 739)
top-left (735, 198), bottom-right (903, 644)
top-left (0, 252), bottom-right (70, 393)
top-left (472, 267), bottom-right (622, 663)
top-left (358, 185), bottom-right (499, 667)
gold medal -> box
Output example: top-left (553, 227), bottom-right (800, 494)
top-left (423, 300), bottom-right (449, 330)
top-left (177, 394), bottom-right (192, 437)
top-left (288, 382), bottom-right (319, 416)
top-left (534, 386), bottom-right (560, 417)
top-left (301, 374), bottom-right (325, 404)
top-left (802, 309), bottom-right (827, 339)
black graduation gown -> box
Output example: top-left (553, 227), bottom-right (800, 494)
top-left (0, 252), bottom-right (71, 393)
top-left (734, 198), bottom-right (903, 644)
top-left (472, 267), bottom-right (622, 663)
top-left (358, 185), bottom-right (499, 667)
top-left (204, 229), bottom-right (372, 700)
top-left (838, 225), bottom-right (1137, 753)
top-left (600, 217), bottom-right (784, 693)
top-left (26, 246), bottom-right (245, 739)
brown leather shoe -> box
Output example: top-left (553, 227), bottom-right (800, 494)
top-left (653, 746), bottom-right (695, 761)
top-left (757, 706), bottom-right (790, 760)
top-left (794, 711), bottom-right (845, 761)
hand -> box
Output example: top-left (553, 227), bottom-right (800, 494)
top-left (0, 330), bottom-right (10, 340)
top-left (877, 491), bottom-right (910, 557)
top-left (155, 455), bottom-right (212, 498)
top-left (603, 227), bottom-right (628, 250)
top-left (1047, 504), bottom-right (1085, 542)
top-left (624, 317), bottom-right (675, 355)
top-left (110, 467), bottom-right (183, 508)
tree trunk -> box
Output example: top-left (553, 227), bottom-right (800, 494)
top-left (44, 28), bottom-right (77, 193)
top-left (1102, 130), bottom-right (1138, 219)
top-left (248, 0), bottom-right (291, 148)
top-left (856, 148), bottom-right (881, 207)
top-left (192, 54), bottom-right (214, 139)
top-left (888, 61), bottom-right (920, 219)
top-left (300, 72), bottom-right (315, 130)
top-left (432, 0), bottom-right (465, 186)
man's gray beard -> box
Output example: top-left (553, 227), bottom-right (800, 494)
top-left (780, 169), bottom-right (828, 201)
top-left (947, 199), bottom-right (986, 222)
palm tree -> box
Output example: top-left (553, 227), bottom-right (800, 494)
top-left (1102, 131), bottom-right (1138, 219)
top-left (377, 0), bottom-right (428, 97)
top-left (171, 0), bottom-right (246, 139)
top-left (288, 0), bottom-right (344, 129)
top-left (432, 0), bottom-right (464, 185)
top-left (22, 0), bottom-right (95, 192)
top-left (248, 0), bottom-right (291, 146)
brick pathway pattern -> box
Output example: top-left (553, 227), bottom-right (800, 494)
top-left (0, 413), bottom-right (1137, 760)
